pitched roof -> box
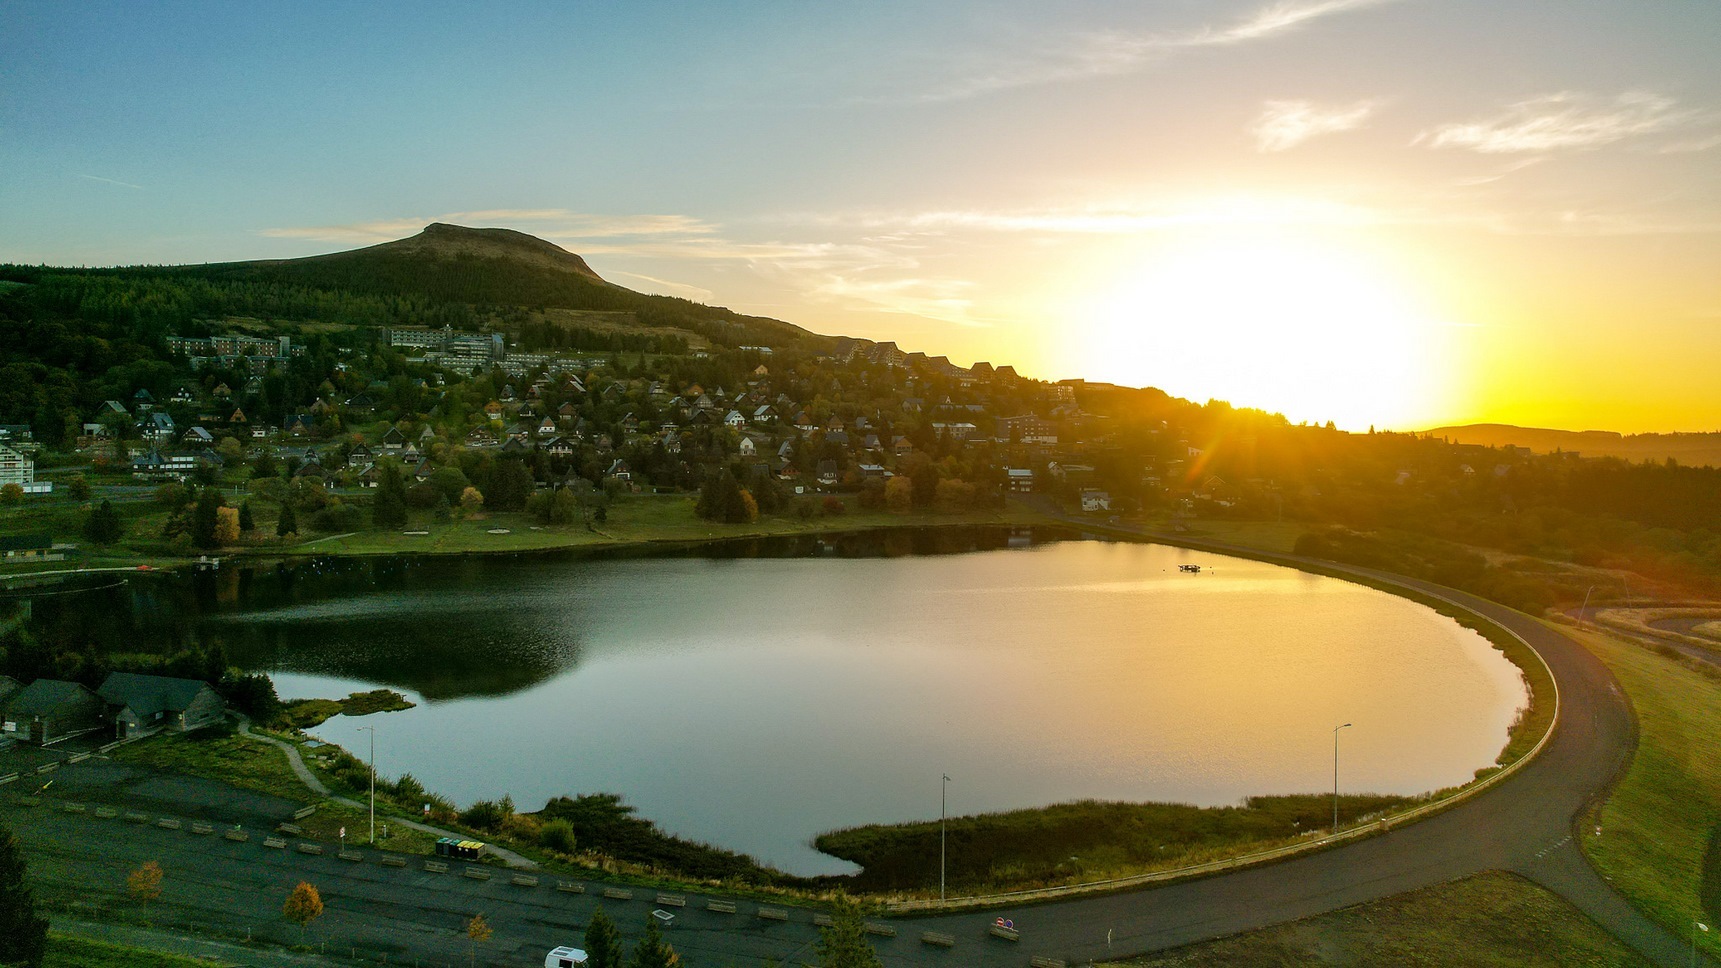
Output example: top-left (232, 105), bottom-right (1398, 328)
top-left (97, 672), bottom-right (217, 717)
top-left (7, 679), bottom-right (98, 718)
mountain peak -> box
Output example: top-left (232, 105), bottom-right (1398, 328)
top-left (334, 222), bottom-right (605, 282)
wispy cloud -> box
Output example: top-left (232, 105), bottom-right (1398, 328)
top-left (77, 173), bottom-right (144, 190)
top-left (892, 0), bottom-right (1396, 102)
top-left (602, 270), bottom-right (714, 303)
top-left (1420, 92), bottom-right (1694, 153)
top-left (1252, 99), bottom-right (1377, 151)
top-left (813, 196), bottom-right (1388, 235)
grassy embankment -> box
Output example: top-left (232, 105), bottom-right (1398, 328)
top-left (267, 491), bottom-right (1046, 557)
top-left (817, 794), bottom-right (1413, 897)
top-left (1559, 621), bottom-right (1721, 962)
top-left (1101, 870), bottom-right (1650, 968)
top-left (45, 933), bottom-right (229, 968)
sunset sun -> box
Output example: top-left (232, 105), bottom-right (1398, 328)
top-left (1082, 231), bottom-right (1451, 429)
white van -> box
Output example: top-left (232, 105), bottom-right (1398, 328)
top-left (544, 946), bottom-right (588, 967)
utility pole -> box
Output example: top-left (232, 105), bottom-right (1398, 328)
top-left (941, 773), bottom-right (951, 904)
top-left (1333, 723), bottom-right (1352, 835)
top-left (357, 725), bottom-right (376, 843)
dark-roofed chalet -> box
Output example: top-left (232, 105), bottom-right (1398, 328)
top-left (2, 679), bottom-right (105, 745)
top-left (98, 672), bottom-right (227, 740)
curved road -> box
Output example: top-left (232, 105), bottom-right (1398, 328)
top-left (2, 525), bottom-right (1701, 966)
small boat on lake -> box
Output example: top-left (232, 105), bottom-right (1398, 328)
top-left (1178, 563), bottom-right (1202, 573)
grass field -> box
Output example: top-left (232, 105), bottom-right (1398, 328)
top-left (112, 727), bottom-right (312, 803)
top-left (45, 933), bottom-right (228, 968)
top-left (1560, 621), bottom-right (1721, 961)
top-left (267, 493), bottom-right (1047, 557)
top-left (1102, 870), bottom-right (1650, 967)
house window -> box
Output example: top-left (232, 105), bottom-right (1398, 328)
top-left (2, 721), bottom-right (14, 733)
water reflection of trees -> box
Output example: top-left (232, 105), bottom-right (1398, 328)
top-left (16, 525), bottom-right (1074, 700)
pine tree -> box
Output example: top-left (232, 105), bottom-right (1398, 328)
top-left (83, 499), bottom-right (125, 544)
top-left (627, 914), bottom-right (679, 968)
top-left (0, 821), bottom-right (49, 967)
top-left (815, 894), bottom-right (883, 968)
top-left (238, 500), bottom-right (256, 533)
top-left (374, 460), bottom-right (408, 529)
top-left (276, 501), bottom-right (298, 538)
top-left (583, 906), bottom-right (624, 968)
top-left (191, 486), bottom-right (225, 548)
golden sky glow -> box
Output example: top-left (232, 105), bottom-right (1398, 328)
top-left (5, 1), bottom-right (1720, 432)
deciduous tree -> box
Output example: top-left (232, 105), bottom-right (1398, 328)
top-left (283, 881), bottom-right (323, 939)
top-left (128, 860), bottom-right (163, 903)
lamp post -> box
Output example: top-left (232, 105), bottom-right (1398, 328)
top-left (357, 725), bottom-right (375, 844)
top-left (941, 773), bottom-right (951, 905)
top-left (1333, 723), bottom-right (1352, 835)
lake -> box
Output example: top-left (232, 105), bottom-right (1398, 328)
top-left (79, 529), bottom-right (1532, 876)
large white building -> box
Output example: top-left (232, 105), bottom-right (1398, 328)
top-left (0, 444), bottom-right (33, 488)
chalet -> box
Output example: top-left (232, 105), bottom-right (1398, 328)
top-left (500, 436), bottom-right (529, 455)
top-left (348, 444), bottom-right (374, 468)
top-left (420, 425), bottom-right (437, 443)
top-left (892, 436), bottom-right (913, 457)
top-left (413, 459), bottom-right (436, 483)
top-left (355, 464), bottom-right (381, 487)
top-left (100, 399), bottom-right (130, 417)
top-left (182, 426), bottom-right (215, 446)
top-left (817, 460), bottom-right (840, 486)
top-left (401, 442), bottom-right (421, 463)
top-left (863, 434), bottom-right (882, 451)
top-left (753, 405), bottom-right (776, 423)
top-left (484, 401), bottom-right (505, 419)
top-left (739, 437), bottom-right (757, 457)
top-left (558, 402), bottom-right (579, 420)
top-left (285, 414), bottom-right (315, 435)
top-left (1081, 489), bottom-right (1112, 512)
top-left (777, 440), bottom-right (796, 461)
top-left (213, 382), bottom-right (233, 398)
top-left (538, 418), bottom-right (558, 437)
top-left (544, 436), bottom-right (576, 458)
top-left (858, 463), bottom-right (886, 480)
top-left (825, 430), bottom-right (850, 448)
top-left (0, 443), bottom-right (33, 489)
top-left (132, 388), bottom-right (156, 412)
top-left (605, 459), bottom-right (632, 482)
top-left (1006, 468), bottom-right (1035, 492)
top-left (380, 426), bottom-right (407, 451)
top-left (98, 672), bottom-right (227, 740)
top-left (0, 534), bottom-right (54, 561)
top-left (142, 411), bottom-right (177, 442)
top-left (2, 679), bottom-right (105, 745)
top-left (228, 407), bottom-right (248, 425)
top-left (724, 410), bottom-right (746, 429)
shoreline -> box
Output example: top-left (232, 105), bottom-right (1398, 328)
top-left (18, 508), bottom-right (1563, 906)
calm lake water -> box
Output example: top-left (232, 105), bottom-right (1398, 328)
top-left (61, 529), bottom-right (1529, 876)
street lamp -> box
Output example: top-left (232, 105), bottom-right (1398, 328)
top-left (940, 773), bottom-right (951, 905)
top-left (354, 719), bottom-right (375, 840)
top-left (1333, 723), bottom-right (1352, 835)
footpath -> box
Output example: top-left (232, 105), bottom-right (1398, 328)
top-left (236, 720), bottom-right (539, 870)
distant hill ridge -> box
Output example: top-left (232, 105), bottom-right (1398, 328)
top-left (179, 222), bottom-right (826, 350)
top-left (1424, 423), bottom-right (1721, 467)
top-left (295, 222), bottom-right (608, 281)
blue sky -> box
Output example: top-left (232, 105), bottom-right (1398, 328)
top-left (5, 1), bottom-right (1720, 430)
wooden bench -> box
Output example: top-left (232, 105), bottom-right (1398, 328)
top-left (190, 822), bottom-right (213, 835)
top-left (295, 843), bottom-right (324, 856)
top-left (463, 867), bottom-right (491, 880)
top-left (423, 861), bottom-right (449, 873)
top-left (706, 900), bottom-right (737, 914)
top-left (512, 874), bottom-right (540, 888)
top-left (276, 823), bottom-right (304, 836)
top-left (155, 818), bottom-right (182, 830)
top-left (988, 924), bottom-right (1020, 942)
top-left (123, 812), bottom-right (149, 824)
top-left (921, 931), bottom-right (956, 947)
top-left (603, 887), bottom-right (634, 901)
top-left (863, 923), bottom-right (896, 937)
top-left (655, 893), bottom-right (685, 908)
top-left (556, 881), bottom-right (586, 894)
top-left (380, 856), bottom-right (408, 868)
top-left (339, 850), bottom-right (364, 862)
top-left (813, 914), bottom-right (835, 927)
top-left (59, 802), bottom-right (86, 814)
top-left (222, 829), bottom-right (249, 842)
top-left (1030, 957), bottom-right (1067, 968)
top-left (757, 907), bottom-right (790, 922)
top-left (263, 837), bottom-right (287, 849)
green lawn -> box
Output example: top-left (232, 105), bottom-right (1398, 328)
top-left (1102, 871), bottom-right (1650, 967)
top-left (46, 932), bottom-right (229, 968)
top-left (1561, 622), bottom-right (1721, 960)
top-left (112, 728), bottom-right (312, 803)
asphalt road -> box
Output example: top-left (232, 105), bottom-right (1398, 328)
top-left (1, 525), bottom-right (1701, 967)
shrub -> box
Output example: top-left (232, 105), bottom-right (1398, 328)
top-left (540, 819), bottom-right (578, 854)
